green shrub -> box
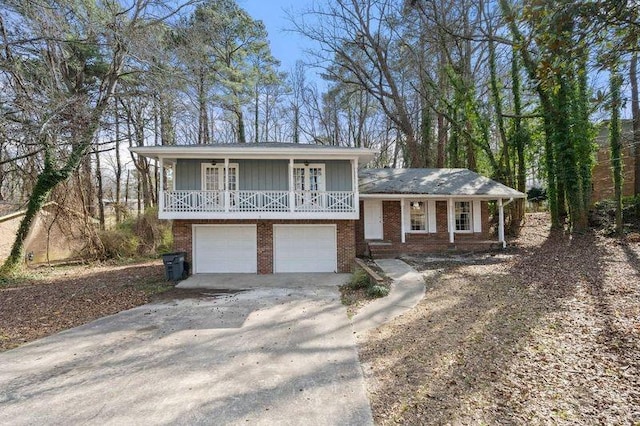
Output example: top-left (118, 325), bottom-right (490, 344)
top-left (348, 268), bottom-right (371, 289)
top-left (98, 228), bottom-right (140, 259)
top-left (97, 207), bottom-right (173, 260)
top-left (366, 284), bottom-right (390, 298)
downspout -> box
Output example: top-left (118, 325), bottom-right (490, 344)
top-left (498, 198), bottom-right (514, 249)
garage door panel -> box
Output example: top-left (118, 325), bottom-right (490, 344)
top-left (194, 225), bottom-right (257, 273)
top-left (274, 225), bottom-right (337, 273)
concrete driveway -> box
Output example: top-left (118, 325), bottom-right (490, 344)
top-left (0, 278), bottom-right (372, 425)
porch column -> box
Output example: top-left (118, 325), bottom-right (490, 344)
top-left (448, 198), bottom-right (455, 244)
top-left (158, 157), bottom-right (165, 214)
top-left (498, 198), bottom-right (505, 248)
top-left (224, 157), bottom-right (230, 212)
top-left (400, 198), bottom-right (406, 243)
top-left (289, 158), bottom-right (295, 212)
top-left (351, 158), bottom-right (358, 213)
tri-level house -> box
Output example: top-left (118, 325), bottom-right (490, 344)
top-left (131, 143), bottom-right (525, 275)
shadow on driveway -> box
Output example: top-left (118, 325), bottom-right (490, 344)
top-left (0, 284), bottom-right (371, 425)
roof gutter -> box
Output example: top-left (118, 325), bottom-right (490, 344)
top-left (130, 146), bottom-right (378, 163)
top-left (359, 193), bottom-right (526, 200)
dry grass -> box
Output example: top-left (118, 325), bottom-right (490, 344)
top-left (359, 213), bottom-right (640, 424)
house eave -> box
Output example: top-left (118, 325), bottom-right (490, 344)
top-left (130, 145), bottom-right (378, 163)
top-left (359, 193), bottom-right (526, 200)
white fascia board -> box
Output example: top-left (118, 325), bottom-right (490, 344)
top-left (130, 146), bottom-right (378, 162)
top-left (159, 211), bottom-right (359, 220)
top-left (359, 193), bottom-right (526, 200)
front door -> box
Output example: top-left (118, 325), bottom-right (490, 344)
top-left (364, 200), bottom-right (383, 239)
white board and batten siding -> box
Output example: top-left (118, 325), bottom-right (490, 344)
top-left (273, 225), bottom-right (337, 273)
top-left (193, 225), bottom-right (257, 273)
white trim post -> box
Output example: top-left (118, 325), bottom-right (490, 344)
top-left (352, 158), bottom-right (358, 215)
top-left (498, 198), bottom-right (505, 248)
top-left (159, 157), bottom-right (165, 214)
top-left (224, 157), bottom-right (230, 212)
top-left (289, 158), bottom-right (295, 212)
top-left (448, 198), bottom-right (455, 244)
top-left (400, 198), bottom-right (406, 243)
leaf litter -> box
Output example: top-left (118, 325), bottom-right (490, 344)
top-left (358, 213), bottom-right (640, 425)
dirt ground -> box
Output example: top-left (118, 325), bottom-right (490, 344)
top-left (0, 260), bottom-right (176, 351)
top-left (359, 213), bottom-right (640, 425)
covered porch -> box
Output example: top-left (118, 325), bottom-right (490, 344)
top-left (129, 143), bottom-right (377, 220)
top-left (357, 168), bottom-right (527, 257)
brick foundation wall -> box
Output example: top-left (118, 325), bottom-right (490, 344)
top-left (336, 221), bottom-right (356, 273)
top-left (173, 219), bottom-right (356, 274)
top-left (257, 222), bottom-right (273, 274)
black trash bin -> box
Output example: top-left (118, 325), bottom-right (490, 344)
top-left (162, 252), bottom-right (187, 281)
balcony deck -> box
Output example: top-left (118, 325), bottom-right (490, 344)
top-left (160, 190), bottom-right (358, 220)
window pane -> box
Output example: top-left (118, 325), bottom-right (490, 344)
top-left (294, 167), bottom-right (305, 190)
top-left (203, 167), bottom-right (219, 191)
top-left (455, 201), bottom-right (471, 231)
top-left (225, 167), bottom-right (237, 190)
top-left (410, 201), bottom-right (426, 231)
top-left (309, 167), bottom-right (323, 191)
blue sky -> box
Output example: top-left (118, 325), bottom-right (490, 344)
top-left (240, 0), bottom-right (315, 74)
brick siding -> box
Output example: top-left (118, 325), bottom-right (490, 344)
top-left (382, 201), bottom-right (401, 242)
top-left (355, 200), bottom-right (367, 256)
top-left (592, 143), bottom-right (635, 203)
top-left (355, 200), bottom-right (497, 257)
top-left (592, 120), bottom-right (636, 203)
top-left (173, 219), bottom-right (356, 274)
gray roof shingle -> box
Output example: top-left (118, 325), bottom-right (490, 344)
top-left (359, 168), bottom-right (525, 198)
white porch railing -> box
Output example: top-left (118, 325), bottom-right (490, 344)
top-left (163, 190), bottom-right (355, 214)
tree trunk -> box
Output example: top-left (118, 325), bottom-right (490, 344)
top-left (575, 51), bottom-right (594, 211)
top-left (254, 85), bottom-right (259, 143)
top-left (95, 148), bottom-right (105, 231)
top-left (610, 69), bottom-right (623, 236)
top-left (437, 113), bottom-right (447, 168)
top-left (420, 101), bottom-right (432, 167)
top-left (236, 106), bottom-right (246, 144)
top-left (198, 69), bottom-right (209, 145)
top-left (555, 78), bottom-right (586, 231)
top-left (631, 50), bottom-right (640, 199)
top-left (114, 99), bottom-right (122, 223)
top-left (511, 48), bottom-right (527, 233)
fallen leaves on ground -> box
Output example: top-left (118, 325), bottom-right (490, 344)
top-left (0, 260), bottom-right (171, 352)
top-left (359, 213), bottom-right (640, 425)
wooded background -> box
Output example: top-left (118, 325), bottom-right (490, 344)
top-left (0, 0), bottom-right (639, 272)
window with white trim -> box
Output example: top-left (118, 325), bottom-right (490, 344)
top-left (293, 164), bottom-right (325, 191)
top-left (455, 201), bottom-right (472, 231)
top-left (293, 163), bottom-right (325, 209)
top-left (202, 163), bottom-right (238, 191)
top-left (410, 201), bottom-right (426, 231)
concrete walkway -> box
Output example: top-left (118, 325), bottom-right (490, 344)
top-left (0, 286), bottom-right (372, 425)
top-left (351, 259), bottom-right (426, 338)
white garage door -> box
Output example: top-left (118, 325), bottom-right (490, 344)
top-left (273, 225), bottom-right (337, 273)
top-left (193, 225), bottom-right (257, 273)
